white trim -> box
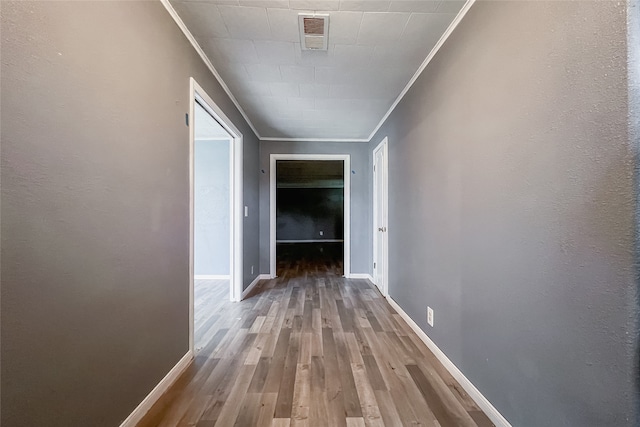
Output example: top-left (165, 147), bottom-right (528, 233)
top-left (372, 137), bottom-right (389, 297)
top-left (386, 297), bottom-right (512, 427)
top-left (260, 137), bottom-right (369, 143)
top-left (366, 0), bottom-right (476, 142)
top-left (348, 273), bottom-right (374, 282)
top-left (241, 274), bottom-right (271, 300)
top-left (119, 350), bottom-right (193, 427)
top-left (269, 154), bottom-right (351, 278)
top-left (194, 275), bottom-right (230, 280)
top-left (192, 78), bottom-right (244, 303)
top-left (189, 78), bottom-right (244, 356)
top-left (161, 0), bottom-right (260, 140)
top-left (189, 81), bottom-right (195, 353)
top-left (162, 0), bottom-right (476, 145)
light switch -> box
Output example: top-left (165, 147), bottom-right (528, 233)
top-left (244, 206), bottom-right (249, 217)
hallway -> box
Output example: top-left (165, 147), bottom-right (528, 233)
top-left (140, 268), bottom-right (493, 427)
top-left (3, 2), bottom-right (636, 425)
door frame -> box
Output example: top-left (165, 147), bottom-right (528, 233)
top-left (269, 154), bottom-right (351, 278)
top-left (189, 78), bottom-right (243, 353)
top-left (373, 137), bottom-right (389, 297)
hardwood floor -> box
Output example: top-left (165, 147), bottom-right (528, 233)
top-left (139, 264), bottom-right (494, 427)
top-left (276, 242), bottom-right (344, 277)
top-left (194, 279), bottom-right (229, 352)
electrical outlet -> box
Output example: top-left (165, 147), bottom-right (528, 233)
top-left (251, 265), bottom-right (254, 275)
top-left (244, 206), bottom-right (249, 217)
top-left (319, 230), bottom-right (324, 236)
top-left (427, 306), bottom-right (434, 327)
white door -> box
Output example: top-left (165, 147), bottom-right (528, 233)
top-left (373, 138), bottom-right (388, 296)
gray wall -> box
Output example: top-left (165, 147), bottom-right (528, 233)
top-left (194, 139), bottom-right (230, 276)
top-left (370, 1), bottom-right (637, 426)
top-left (630, 4), bottom-right (640, 423)
top-left (259, 141), bottom-right (372, 275)
top-left (0, 2), bottom-right (260, 426)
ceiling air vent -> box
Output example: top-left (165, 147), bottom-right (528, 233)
top-left (298, 14), bottom-right (329, 51)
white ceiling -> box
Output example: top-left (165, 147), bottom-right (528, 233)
top-left (170, 0), bottom-right (465, 140)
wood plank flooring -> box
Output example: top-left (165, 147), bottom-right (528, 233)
top-left (138, 264), bottom-right (494, 427)
top-left (276, 242), bottom-right (343, 278)
top-left (194, 279), bottom-right (229, 352)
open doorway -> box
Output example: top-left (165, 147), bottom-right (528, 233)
top-left (269, 154), bottom-right (351, 278)
top-left (189, 78), bottom-right (243, 353)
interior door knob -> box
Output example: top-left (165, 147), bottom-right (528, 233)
top-left (378, 227), bottom-right (383, 232)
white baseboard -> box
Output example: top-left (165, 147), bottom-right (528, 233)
top-left (194, 275), bottom-right (230, 280)
top-left (347, 273), bottom-right (374, 282)
top-left (119, 350), bottom-right (193, 427)
top-left (386, 297), bottom-right (511, 427)
top-left (241, 274), bottom-right (271, 300)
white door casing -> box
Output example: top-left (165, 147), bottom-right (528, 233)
top-left (189, 77), bottom-right (244, 354)
top-left (373, 138), bottom-right (389, 296)
top-left (269, 154), bottom-right (351, 278)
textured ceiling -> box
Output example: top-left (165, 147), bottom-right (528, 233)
top-left (170, 0), bottom-right (465, 140)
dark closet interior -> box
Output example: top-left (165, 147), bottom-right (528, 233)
top-left (276, 160), bottom-right (344, 275)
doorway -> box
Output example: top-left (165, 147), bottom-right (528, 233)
top-left (269, 154), bottom-right (351, 278)
top-left (373, 138), bottom-right (389, 296)
top-left (189, 78), bottom-right (243, 353)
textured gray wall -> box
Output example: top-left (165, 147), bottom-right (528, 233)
top-left (1, 1), bottom-right (260, 426)
top-left (259, 141), bottom-right (372, 275)
top-left (630, 3), bottom-right (640, 424)
top-left (370, 1), bottom-right (637, 425)
top-left (194, 139), bottom-right (230, 276)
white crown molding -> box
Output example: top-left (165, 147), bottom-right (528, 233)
top-left (366, 0), bottom-right (477, 142)
top-left (160, 0), bottom-right (262, 140)
top-left (162, 0), bottom-right (475, 145)
top-left (260, 137), bottom-right (370, 143)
